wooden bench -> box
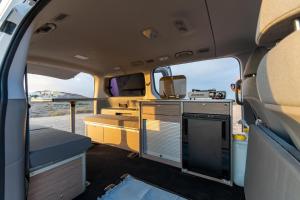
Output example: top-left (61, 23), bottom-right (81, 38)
top-left (84, 114), bottom-right (140, 152)
top-left (29, 126), bottom-right (92, 200)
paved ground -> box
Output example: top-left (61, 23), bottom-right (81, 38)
top-left (30, 113), bottom-right (92, 135)
top-left (30, 105), bottom-right (242, 135)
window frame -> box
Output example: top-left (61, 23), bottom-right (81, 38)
top-left (152, 57), bottom-right (241, 97)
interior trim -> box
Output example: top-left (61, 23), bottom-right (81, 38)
top-left (204, 0), bottom-right (217, 56)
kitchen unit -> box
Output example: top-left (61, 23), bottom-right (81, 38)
top-left (140, 100), bottom-right (233, 185)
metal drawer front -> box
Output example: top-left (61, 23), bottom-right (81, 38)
top-left (183, 102), bottom-right (230, 115)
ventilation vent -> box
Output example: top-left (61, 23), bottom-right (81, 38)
top-left (131, 60), bottom-right (144, 67)
top-left (197, 48), bottom-right (210, 53)
top-left (175, 51), bottom-right (193, 59)
top-left (174, 20), bottom-right (189, 33)
top-left (146, 59), bottom-right (154, 64)
top-left (35, 23), bottom-right (56, 34)
top-left (53, 13), bottom-right (68, 22)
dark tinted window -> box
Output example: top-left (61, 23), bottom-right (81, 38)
top-left (107, 73), bottom-right (145, 97)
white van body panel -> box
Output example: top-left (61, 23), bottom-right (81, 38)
top-left (0, 1), bottom-right (33, 70)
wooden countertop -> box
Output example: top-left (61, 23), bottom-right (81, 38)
top-left (84, 114), bottom-right (139, 129)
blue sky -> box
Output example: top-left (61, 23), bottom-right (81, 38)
top-left (28, 57), bottom-right (240, 99)
top-left (28, 73), bottom-right (95, 97)
top-left (168, 57), bottom-right (240, 99)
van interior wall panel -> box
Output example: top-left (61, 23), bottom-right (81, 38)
top-left (3, 25), bottom-right (34, 200)
top-left (206, 0), bottom-right (262, 56)
top-left (4, 100), bottom-right (27, 200)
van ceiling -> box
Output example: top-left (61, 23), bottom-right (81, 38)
top-left (27, 0), bottom-right (261, 78)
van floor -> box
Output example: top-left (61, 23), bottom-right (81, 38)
top-left (75, 144), bottom-right (245, 200)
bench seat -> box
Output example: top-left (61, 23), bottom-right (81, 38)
top-left (30, 127), bottom-right (92, 171)
top-left (28, 126), bottom-right (92, 200)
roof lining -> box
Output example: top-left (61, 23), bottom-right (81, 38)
top-left (27, 0), bottom-right (261, 78)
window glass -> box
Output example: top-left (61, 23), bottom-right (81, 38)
top-left (153, 58), bottom-right (240, 100)
top-left (107, 73), bottom-right (145, 97)
top-left (27, 72), bottom-right (94, 135)
top-left (153, 58), bottom-right (242, 133)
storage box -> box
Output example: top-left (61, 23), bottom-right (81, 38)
top-left (28, 154), bottom-right (86, 200)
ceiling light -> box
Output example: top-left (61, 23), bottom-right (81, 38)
top-left (74, 55), bottom-right (89, 60)
top-left (131, 60), bottom-right (144, 66)
top-left (175, 51), bottom-right (193, 59)
top-left (174, 20), bottom-right (189, 33)
top-left (158, 56), bottom-right (169, 62)
top-left (142, 28), bottom-right (158, 39)
top-left (53, 13), bottom-right (69, 22)
top-left (146, 59), bottom-right (154, 63)
top-left (35, 23), bottom-right (56, 34)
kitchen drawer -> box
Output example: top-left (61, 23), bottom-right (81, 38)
top-left (183, 102), bottom-right (230, 115)
top-left (103, 126), bottom-right (139, 152)
top-left (86, 124), bottom-right (104, 143)
top-left (142, 103), bottom-right (181, 116)
top-left (142, 114), bottom-right (180, 123)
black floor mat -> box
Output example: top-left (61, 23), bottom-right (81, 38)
top-left (75, 144), bottom-right (245, 200)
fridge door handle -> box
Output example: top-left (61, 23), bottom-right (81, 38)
top-left (222, 121), bottom-right (226, 140)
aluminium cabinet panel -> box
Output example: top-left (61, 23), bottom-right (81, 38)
top-left (143, 120), bottom-right (180, 162)
top-left (183, 102), bottom-right (230, 115)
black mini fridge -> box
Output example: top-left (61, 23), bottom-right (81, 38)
top-left (182, 113), bottom-right (231, 185)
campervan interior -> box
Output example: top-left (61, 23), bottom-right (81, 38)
top-left (1, 0), bottom-right (300, 200)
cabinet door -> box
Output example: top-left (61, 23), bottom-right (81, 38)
top-left (143, 120), bottom-right (180, 162)
top-left (103, 127), bottom-right (139, 152)
top-left (86, 125), bottom-right (103, 143)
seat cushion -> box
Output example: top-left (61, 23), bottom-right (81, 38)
top-left (30, 124), bottom-right (49, 131)
top-left (30, 127), bottom-right (92, 170)
top-left (245, 125), bottom-right (300, 200)
top-left (84, 114), bottom-right (139, 129)
top-left (257, 31), bottom-right (300, 148)
top-left (99, 175), bottom-right (186, 200)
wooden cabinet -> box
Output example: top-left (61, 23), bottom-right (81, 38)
top-left (86, 124), bottom-right (104, 143)
top-left (142, 103), bottom-right (181, 116)
top-left (85, 117), bottom-right (140, 152)
top-left (103, 126), bottom-right (139, 152)
top-left (29, 155), bottom-right (85, 200)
